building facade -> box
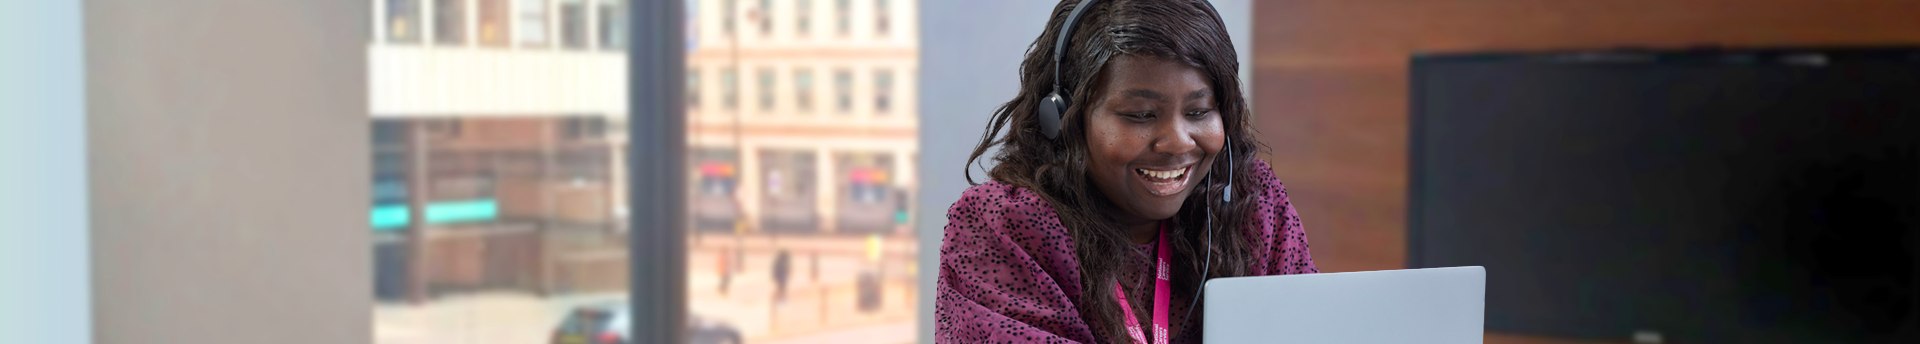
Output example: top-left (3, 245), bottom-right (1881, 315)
top-left (367, 0), bottom-right (919, 298)
top-left (687, 0), bottom-right (920, 235)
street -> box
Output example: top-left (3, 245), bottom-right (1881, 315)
top-left (376, 233), bottom-right (920, 344)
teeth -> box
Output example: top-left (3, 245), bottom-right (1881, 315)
top-left (1136, 167), bottom-right (1186, 179)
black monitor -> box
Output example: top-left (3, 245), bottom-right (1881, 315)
top-left (1410, 48), bottom-right (1920, 344)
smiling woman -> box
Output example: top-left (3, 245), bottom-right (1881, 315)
top-left (935, 1), bottom-right (1316, 343)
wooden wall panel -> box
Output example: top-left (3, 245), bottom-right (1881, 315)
top-left (1251, 1), bottom-right (1920, 342)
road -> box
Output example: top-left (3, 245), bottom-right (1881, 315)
top-left (376, 233), bottom-right (921, 344)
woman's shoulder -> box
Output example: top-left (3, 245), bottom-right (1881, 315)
top-left (944, 180), bottom-right (1069, 237)
top-left (1241, 158), bottom-right (1320, 275)
top-left (1245, 158), bottom-right (1292, 202)
top-left (950, 180), bottom-right (1058, 217)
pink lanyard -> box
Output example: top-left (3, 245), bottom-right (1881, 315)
top-left (1112, 222), bottom-right (1172, 344)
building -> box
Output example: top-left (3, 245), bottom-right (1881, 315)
top-left (687, 0), bottom-right (920, 236)
top-left (369, 0), bottom-right (632, 299)
top-left (365, 0), bottom-right (919, 299)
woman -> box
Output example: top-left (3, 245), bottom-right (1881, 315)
top-left (934, 0), bottom-right (1317, 343)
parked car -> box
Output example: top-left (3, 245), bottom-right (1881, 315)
top-left (551, 303), bottom-right (743, 344)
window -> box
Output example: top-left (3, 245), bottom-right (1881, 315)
top-left (514, 0), bottom-right (550, 47)
top-left (874, 69), bottom-right (893, 114)
top-left (874, 0), bottom-right (889, 36)
top-left (723, 0), bottom-right (736, 34)
top-left (596, 0), bottom-right (627, 50)
top-left (721, 68), bottom-right (739, 110)
top-left (563, 116), bottom-right (608, 140)
top-left (559, 0), bottom-right (589, 49)
top-left (434, 0), bottom-right (467, 45)
top-left (759, 0), bottom-right (774, 36)
top-left (794, 68), bottom-right (814, 112)
top-left (385, 0), bottom-right (421, 43)
top-left (758, 68), bottom-right (777, 113)
top-left (478, 0), bottom-right (511, 46)
top-left (834, 0), bottom-right (850, 35)
top-left (795, 0), bottom-right (811, 37)
top-left (688, 67), bottom-right (702, 109)
top-left (834, 69), bottom-right (853, 113)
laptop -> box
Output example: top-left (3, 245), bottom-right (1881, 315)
top-left (1203, 266), bottom-right (1485, 343)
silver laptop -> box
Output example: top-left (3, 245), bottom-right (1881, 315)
top-left (1203, 266), bottom-right (1485, 344)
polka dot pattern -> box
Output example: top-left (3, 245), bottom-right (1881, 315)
top-left (935, 159), bottom-right (1319, 343)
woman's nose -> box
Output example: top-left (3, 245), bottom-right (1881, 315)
top-left (1151, 120), bottom-right (1198, 155)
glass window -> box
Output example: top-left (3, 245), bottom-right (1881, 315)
top-left (434, 0), bottom-right (468, 45)
top-left (834, 69), bottom-right (853, 114)
top-left (723, 0), bottom-right (736, 34)
top-left (688, 67), bottom-right (702, 109)
top-left (560, 0), bottom-right (589, 49)
top-left (874, 0), bottom-right (888, 36)
top-left (721, 68), bottom-right (739, 110)
top-left (596, 0), bottom-right (627, 50)
top-left (478, 0), bottom-right (511, 46)
top-left (758, 68), bottom-right (777, 113)
top-left (874, 69), bottom-right (892, 114)
top-left (760, 0), bottom-right (775, 36)
top-left (796, 0), bottom-right (811, 36)
top-left (835, 0), bottom-right (850, 35)
top-left (385, 0), bottom-right (422, 43)
top-left (795, 68), bottom-right (814, 113)
top-left (514, 0), bottom-right (550, 47)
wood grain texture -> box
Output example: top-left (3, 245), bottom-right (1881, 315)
top-left (1250, 0), bottom-right (1920, 342)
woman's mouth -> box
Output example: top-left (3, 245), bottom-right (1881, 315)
top-left (1134, 166), bottom-right (1192, 197)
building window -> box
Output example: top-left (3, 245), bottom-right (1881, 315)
top-left (514, 0), bottom-right (550, 47)
top-left (596, 0), bottom-right (627, 50)
top-left (874, 69), bottom-right (893, 114)
top-left (759, 0), bottom-right (774, 36)
top-left (688, 67), bottom-right (702, 109)
top-left (794, 68), bottom-right (814, 113)
top-left (563, 117), bottom-right (609, 140)
top-left (874, 0), bottom-right (889, 36)
top-left (723, 0), bottom-right (736, 35)
top-left (479, 0), bottom-right (511, 46)
top-left (834, 69), bottom-right (853, 114)
top-left (795, 0), bottom-right (811, 37)
top-left (721, 68), bottom-right (739, 110)
top-left (834, 0), bottom-right (850, 35)
top-left (758, 68), bottom-right (777, 113)
top-left (385, 0), bottom-right (422, 43)
top-left (434, 0), bottom-right (467, 45)
top-left (559, 0), bottom-right (589, 49)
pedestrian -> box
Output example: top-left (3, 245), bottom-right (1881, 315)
top-left (772, 248), bottom-right (793, 306)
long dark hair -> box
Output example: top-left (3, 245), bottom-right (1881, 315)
top-left (962, 0), bottom-right (1259, 342)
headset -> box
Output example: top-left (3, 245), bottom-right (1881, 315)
top-left (1038, 0), bottom-right (1228, 332)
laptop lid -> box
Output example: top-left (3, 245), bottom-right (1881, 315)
top-left (1203, 266), bottom-right (1486, 344)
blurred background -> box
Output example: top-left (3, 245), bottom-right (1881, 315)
top-left (367, 0), bottom-right (919, 344)
top-left (9, 1), bottom-right (1920, 344)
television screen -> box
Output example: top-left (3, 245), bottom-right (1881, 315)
top-left (1410, 48), bottom-right (1920, 343)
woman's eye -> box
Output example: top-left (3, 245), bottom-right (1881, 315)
top-left (1187, 109), bottom-right (1214, 117)
top-left (1123, 112), bottom-right (1154, 121)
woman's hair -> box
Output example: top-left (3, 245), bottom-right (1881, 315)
top-left (962, 0), bottom-right (1260, 341)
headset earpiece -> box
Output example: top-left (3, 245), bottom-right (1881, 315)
top-left (1039, 91), bottom-right (1066, 139)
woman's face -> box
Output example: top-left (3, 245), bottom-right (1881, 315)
top-left (1084, 54), bottom-right (1225, 225)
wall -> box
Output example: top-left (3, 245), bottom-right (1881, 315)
top-left (0, 1), bottom-right (89, 343)
top-left (85, 1), bottom-right (370, 344)
top-left (1252, 0), bottom-right (1920, 342)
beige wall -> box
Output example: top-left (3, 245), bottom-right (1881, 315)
top-left (86, 1), bottom-right (370, 344)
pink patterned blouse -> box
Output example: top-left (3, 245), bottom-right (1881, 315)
top-left (936, 159), bottom-right (1319, 343)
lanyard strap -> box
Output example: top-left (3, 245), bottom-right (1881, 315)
top-left (1112, 222), bottom-right (1172, 344)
